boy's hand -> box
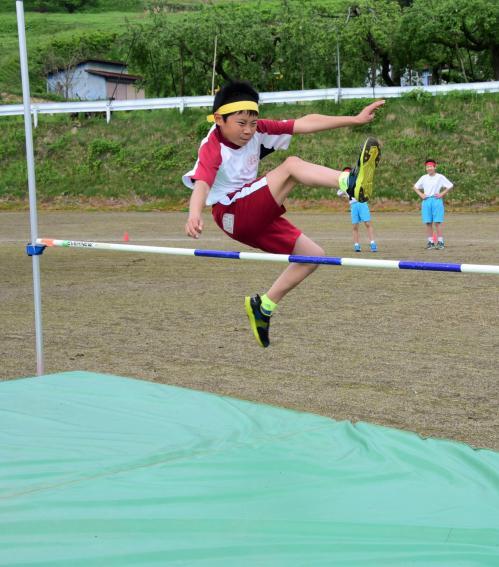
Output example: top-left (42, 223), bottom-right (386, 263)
top-left (185, 215), bottom-right (203, 239)
top-left (356, 100), bottom-right (385, 124)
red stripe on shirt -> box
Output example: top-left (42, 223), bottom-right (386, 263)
top-left (191, 129), bottom-right (222, 187)
top-left (257, 119), bottom-right (295, 135)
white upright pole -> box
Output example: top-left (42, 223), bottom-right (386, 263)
top-left (16, 1), bottom-right (44, 376)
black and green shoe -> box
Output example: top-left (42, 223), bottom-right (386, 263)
top-left (347, 137), bottom-right (381, 202)
top-left (245, 294), bottom-right (271, 348)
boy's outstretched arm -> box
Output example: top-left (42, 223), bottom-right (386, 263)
top-left (185, 180), bottom-right (209, 239)
top-left (293, 100), bottom-right (385, 134)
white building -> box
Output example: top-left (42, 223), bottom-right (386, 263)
top-left (47, 59), bottom-right (144, 101)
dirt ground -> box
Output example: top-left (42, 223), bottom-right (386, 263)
top-left (1, 211), bottom-right (498, 450)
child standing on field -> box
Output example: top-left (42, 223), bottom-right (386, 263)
top-left (337, 167), bottom-right (378, 252)
top-left (183, 81), bottom-right (383, 347)
top-left (413, 159), bottom-right (453, 249)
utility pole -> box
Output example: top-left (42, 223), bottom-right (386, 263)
top-left (319, 7), bottom-right (357, 103)
top-left (335, 24), bottom-right (341, 103)
top-left (211, 34), bottom-right (218, 96)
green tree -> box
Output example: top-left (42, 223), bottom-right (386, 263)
top-left (273, 2), bottom-right (334, 91)
top-left (311, 0), bottom-right (405, 87)
top-left (129, 4), bottom-right (287, 96)
top-left (401, 0), bottom-right (499, 82)
top-left (127, 0), bottom-right (497, 96)
top-left (129, 2), bottom-right (368, 96)
top-left (340, 0), bottom-right (404, 86)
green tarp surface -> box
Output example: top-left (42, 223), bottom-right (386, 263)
top-left (1, 371), bottom-right (498, 566)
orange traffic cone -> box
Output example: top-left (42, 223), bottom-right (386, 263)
top-left (123, 231), bottom-right (129, 242)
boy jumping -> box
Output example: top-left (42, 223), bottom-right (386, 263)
top-left (184, 81), bottom-right (383, 347)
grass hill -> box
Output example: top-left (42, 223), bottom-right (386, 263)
top-left (1, 91), bottom-right (498, 211)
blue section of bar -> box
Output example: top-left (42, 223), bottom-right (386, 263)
top-left (289, 255), bottom-right (343, 265)
top-left (399, 261), bottom-right (462, 272)
top-left (194, 249), bottom-right (241, 260)
top-left (26, 243), bottom-right (46, 256)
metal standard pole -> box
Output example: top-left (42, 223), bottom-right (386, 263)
top-left (16, 1), bottom-right (44, 375)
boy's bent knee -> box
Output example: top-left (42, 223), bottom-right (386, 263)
top-left (284, 156), bottom-right (305, 170)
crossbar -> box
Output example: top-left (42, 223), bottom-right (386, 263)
top-left (36, 238), bottom-right (499, 275)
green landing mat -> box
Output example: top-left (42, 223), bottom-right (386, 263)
top-left (1, 371), bottom-right (498, 566)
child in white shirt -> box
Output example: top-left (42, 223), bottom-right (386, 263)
top-left (413, 159), bottom-right (453, 249)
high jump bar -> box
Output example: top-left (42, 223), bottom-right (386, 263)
top-left (34, 238), bottom-right (499, 275)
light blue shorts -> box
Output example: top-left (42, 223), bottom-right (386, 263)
top-left (422, 197), bottom-right (444, 223)
top-left (350, 201), bottom-right (371, 224)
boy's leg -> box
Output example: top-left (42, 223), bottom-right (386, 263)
top-left (425, 222), bottom-right (435, 248)
top-left (435, 222), bottom-right (445, 248)
top-left (245, 139), bottom-right (381, 347)
top-left (266, 156), bottom-right (341, 206)
top-left (422, 196), bottom-right (434, 242)
top-left (433, 200), bottom-right (445, 248)
top-left (245, 234), bottom-right (324, 348)
top-left (365, 221), bottom-right (377, 251)
top-left (352, 223), bottom-right (360, 251)
top-left (353, 223), bottom-right (360, 242)
top-left (365, 221), bottom-right (374, 242)
top-left (266, 234), bottom-right (324, 304)
top-left (346, 138), bottom-right (381, 202)
top-left (266, 139), bottom-right (380, 206)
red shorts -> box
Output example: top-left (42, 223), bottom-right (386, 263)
top-left (211, 177), bottom-right (302, 254)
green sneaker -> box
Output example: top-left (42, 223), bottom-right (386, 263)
top-left (245, 294), bottom-right (271, 348)
top-left (347, 137), bottom-right (381, 202)
top-left (436, 241), bottom-right (445, 250)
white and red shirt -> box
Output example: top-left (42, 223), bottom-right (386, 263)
top-left (415, 173), bottom-right (453, 196)
top-left (182, 119), bottom-right (295, 205)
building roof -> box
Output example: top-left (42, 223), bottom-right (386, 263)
top-left (86, 68), bottom-right (143, 82)
top-left (80, 59), bottom-right (128, 67)
top-left (47, 59), bottom-right (132, 77)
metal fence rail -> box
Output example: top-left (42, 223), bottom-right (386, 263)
top-left (1, 82), bottom-right (498, 127)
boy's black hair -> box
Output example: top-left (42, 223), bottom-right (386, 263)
top-left (213, 81), bottom-right (259, 121)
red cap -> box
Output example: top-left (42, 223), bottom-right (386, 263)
top-left (425, 160), bottom-right (437, 166)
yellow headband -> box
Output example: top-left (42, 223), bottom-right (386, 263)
top-left (207, 100), bottom-right (259, 122)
